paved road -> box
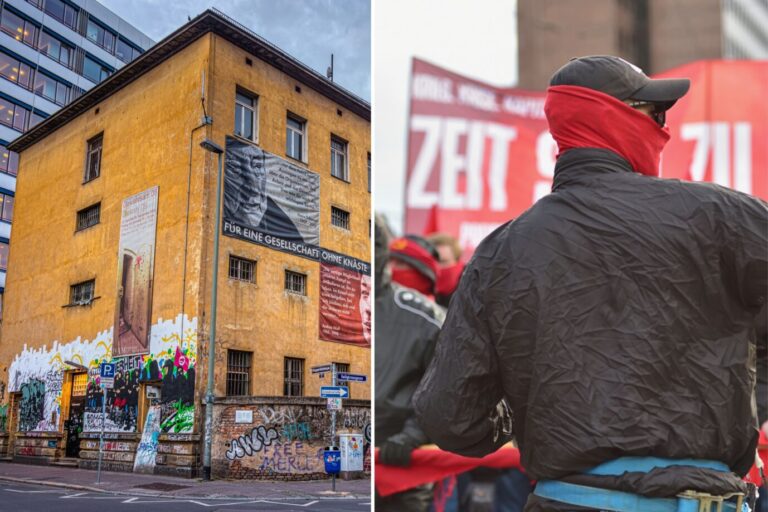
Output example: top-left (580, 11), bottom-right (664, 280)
top-left (0, 482), bottom-right (371, 511)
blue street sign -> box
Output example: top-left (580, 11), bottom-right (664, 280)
top-left (100, 363), bottom-right (115, 378)
top-left (337, 372), bottom-right (367, 382)
top-left (320, 386), bottom-right (349, 398)
top-left (311, 364), bottom-right (332, 374)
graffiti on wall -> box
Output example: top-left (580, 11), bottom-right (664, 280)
top-left (19, 380), bottom-right (45, 432)
top-left (134, 405), bottom-right (161, 473)
top-left (0, 404), bottom-right (8, 432)
top-left (217, 404), bottom-right (370, 477)
top-left (225, 426), bottom-right (278, 460)
top-left (8, 314), bottom-right (197, 435)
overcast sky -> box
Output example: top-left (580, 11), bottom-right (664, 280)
top-left (373, 0), bottom-right (518, 233)
top-left (99, 0), bottom-right (371, 101)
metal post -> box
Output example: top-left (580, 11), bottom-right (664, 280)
top-left (96, 386), bottom-right (106, 484)
top-left (331, 362), bottom-right (336, 492)
top-left (201, 142), bottom-right (224, 481)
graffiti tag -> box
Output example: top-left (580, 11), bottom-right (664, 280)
top-left (225, 426), bottom-right (278, 460)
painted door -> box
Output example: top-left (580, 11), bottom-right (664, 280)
top-left (64, 373), bottom-right (87, 458)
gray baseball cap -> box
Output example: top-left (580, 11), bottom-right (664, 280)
top-left (550, 55), bottom-right (690, 109)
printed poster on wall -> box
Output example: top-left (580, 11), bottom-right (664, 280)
top-left (319, 250), bottom-right (371, 348)
top-left (113, 186), bottom-right (159, 357)
top-left (404, 58), bottom-right (768, 259)
top-left (223, 136), bottom-right (320, 259)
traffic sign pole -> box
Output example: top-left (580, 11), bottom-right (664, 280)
top-left (331, 362), bottom-right (336, 492)
top-left (96, 385), bottom-right (106, 484)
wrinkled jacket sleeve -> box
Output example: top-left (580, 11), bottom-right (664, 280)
top-left (718, 193), bottom-right (768, 308)
top-left (413, 259), bottom-right (507, 457)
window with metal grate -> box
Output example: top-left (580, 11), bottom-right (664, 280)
top-left (76, 203), bottom-right (100, 231)
top-left (284, 357), bottom-right (304, 396)
top-left (331, 206), bottom-right (350, 230)
top-left (70, 279), bottom-right (95, 305)
top-left (228, 255), bottom-right (255, 283)
top-left (284, 270), bottom-right (307, 295)
top-left (226, 350), bottom-right (252, 396)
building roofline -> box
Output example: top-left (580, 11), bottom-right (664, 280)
top-left (9, 9), bottom-right (370, 153)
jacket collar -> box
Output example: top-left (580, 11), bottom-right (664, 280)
top-left (552, 148), bottom-right (636, 192)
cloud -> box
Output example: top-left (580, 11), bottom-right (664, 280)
top-left (100, 0), bottom-right (370, 100)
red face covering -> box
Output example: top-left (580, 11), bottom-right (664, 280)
top-left (544, 85), bottom-right (671, 177)
top-left (391, 268), bottom-right (435, 298)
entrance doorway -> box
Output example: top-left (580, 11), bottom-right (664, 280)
top-left (64, 372), bottom-right (87, 458)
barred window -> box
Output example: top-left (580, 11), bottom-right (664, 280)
top-left (284, 270), bottom-right (306, 295)
top-left (76, 203), bottom-right (100, 231)
top-left (70, 280), bottom-right (95, 305)
top-left (330, 136), bottom-right (348, 181)
top-left (284, 357), bottom-right (304, 396)
top-left (84, 134), bottom-right (102, 182)
top-left (226, 350), bottom-right (251, 396)
top-left (331, 206), bottom-right (350, 230)
top-left (228, 255), bottom-right (255, 283)
top-left (334, 362), bottom-right (350, 399)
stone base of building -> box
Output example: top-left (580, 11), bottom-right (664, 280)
top-left (12, 432), bottom-right (62, 465)
top-left (77, 432), bottom-right (200, 477)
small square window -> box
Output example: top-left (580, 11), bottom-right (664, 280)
top-left (70, 279), bottom-right (95, 305)
top-left (286, 114), bottom-right (305, 161)
top-left (76, 203), bottom-right (100, 231)
top-left (284, 357), bottom-right (304, 396)
top-left (234, 89), bottom-right (257, 141)
top-left (284, 270), bottom-right (306, 295)
top-left (331, 206), bottom-right (350, 230)
top-left (84, 133), bottom-right (102, 183)
top-left (227, 350), bottom-right (252, 396)
top-left (330, 136), bottom-right (348, 181)
top-left (228, 255), bottom-right (255, 283)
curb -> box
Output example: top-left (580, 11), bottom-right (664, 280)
top-left (0, 475), bottom-right (370, 500)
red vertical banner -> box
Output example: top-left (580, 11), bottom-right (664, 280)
top-left (404, 58), bottom-right (768, 259)
top-left (318, 251), bottom-right (371, 348)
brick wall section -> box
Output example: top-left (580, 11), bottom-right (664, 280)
top-left (211, 396), bottom-right (370, 481)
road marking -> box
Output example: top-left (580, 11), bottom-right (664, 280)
top-left (4, 488), bottom-right (60, 493)
top-left (61, 492), bottom-right (88, 498)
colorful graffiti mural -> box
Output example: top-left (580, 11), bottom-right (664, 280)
top-left (8, 314), bottom-right (197, 435)
top-left (214, 403), bottom-right (370, 478)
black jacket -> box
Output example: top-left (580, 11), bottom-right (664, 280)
top-left (376, 278), bottom-right (444, 443)
top-left (414, 148), bottom-right (767, 485)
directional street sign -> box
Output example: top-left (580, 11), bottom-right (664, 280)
top-left (100, 363), bottom-right (115, 389)
top-left (311, 364), bottom-right (332, 374)
top-left (320, 386), bottom-right (349, 398)
top-left (337, 372), bottom-right (367, 382)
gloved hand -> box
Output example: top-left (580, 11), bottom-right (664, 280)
top-left (378, 436), bottom-right (416, 467)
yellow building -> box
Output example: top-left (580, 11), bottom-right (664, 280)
top-left (0, 10), bottom-right (370, 479)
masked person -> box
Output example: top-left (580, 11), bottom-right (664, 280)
top-left (375, 216), bottom-right (445, 511)
top-left (414, 56), bottom-right (768, 512)
top-left (389, 235), bottom-right (441, 299)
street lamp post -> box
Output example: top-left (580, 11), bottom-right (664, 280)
top-left (200, 138), bottom-right (224, 481)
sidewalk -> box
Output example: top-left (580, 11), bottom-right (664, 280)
top-left (0, 461), bottom-right (370, 499)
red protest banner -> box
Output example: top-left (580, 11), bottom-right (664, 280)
top-left (404, 58), bottom-right (768, 259)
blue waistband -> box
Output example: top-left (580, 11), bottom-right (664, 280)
top-left (533, 457), bottom-right (743, 512)
top-left (585, 456), bottom-right (730, 476)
